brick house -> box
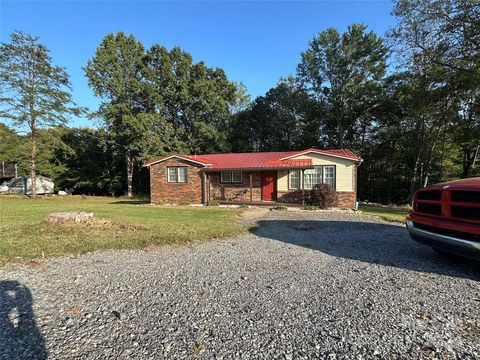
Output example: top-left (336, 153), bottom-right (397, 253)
top-left (143, 148), bottom-right (362, 208)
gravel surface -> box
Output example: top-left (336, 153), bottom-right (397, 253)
top-left (1, 212), bottom-right (479, 359)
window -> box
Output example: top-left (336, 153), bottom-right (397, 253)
top-left (288, 166), bottom-right (335, 190)
top-left (324, 166), bottom-right (335, 188)
top-left (221, 170), bottom-right (242, 183)
top-left (167, 167), bottom-right (188, 183)
top-left (289, 170), bottom-right (300, 189)
top-left (221, 171), bottom-right (231, 183)
top-left (304, 166), bottom-right (323, 189)
top-left (232, 170), bottom-right (242, 183)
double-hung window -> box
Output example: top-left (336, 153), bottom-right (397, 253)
top-left (303, 166), bottom-right (323, 189)
top-left (221, 170), bottom-right (242, 183)
top-left (323, 166), bottom-right (335, 188)
top-left (167, 167), bottom-right (188, 183)
top-left (288, 170), bottom-right (300, 189)
top-left (289, 166), bottom-right (335, 190)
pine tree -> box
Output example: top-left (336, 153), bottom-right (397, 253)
top-left (0, 31), bottom-right (81, 197)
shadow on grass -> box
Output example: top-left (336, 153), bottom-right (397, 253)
top-left (110, 200), bottom-right (150, 205)
top-left (0, 281), bottom-right (47, 359)
top-left (251, 219), bottom-right (480, 281)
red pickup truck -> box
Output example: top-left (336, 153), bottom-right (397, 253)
top-left (406, 177), bottom-right (480, 261)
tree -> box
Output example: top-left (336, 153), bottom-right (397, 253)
top-left (144, 45), bottom-right (239, 153)
top-left (0, 124), bottom-right (24, 165)
top-left (390, 0), bottom-right (480, 198)
top-left (85, 32), bottom-right (158, 198)
top-left (229, 78), bottom-right (320, 152)
top-left (297, 24), bottom-right (388, 148)
top-left (0, 31), bottom-right (80, 197)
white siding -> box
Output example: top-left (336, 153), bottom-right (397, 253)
top-left (277, 153), bottom-right (356, 192)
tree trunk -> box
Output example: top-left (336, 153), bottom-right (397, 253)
top-left (439, 124), bottom-right (447, 181)
top-left (30, 126), bottom-right (37, 198)
top-left (407, 154), bottom-right (420, 204)
top-left (337, 117), bottom-right (344, 149)
top-left (471, 144), bottom-right (479, 174)
top-left (126, 152), bottom-right (134, 199)
top-left (422, 135), bottom-right (439, 188)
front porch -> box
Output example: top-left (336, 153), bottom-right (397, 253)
top-left (204, 169), bottom-right (310, 205)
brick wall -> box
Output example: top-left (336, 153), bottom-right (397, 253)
top-left (278, 189), bottom-right (356, 208)
top-left (336, 191), bottom-right (356, 208)
top-left (149, 159), bottom-right (203, 204)
top-left (208, 171), bottom-right (262, 203)
top-left (277, 190), bottom-right (305, 203)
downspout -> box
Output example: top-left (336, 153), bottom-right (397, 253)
top-left (301, 169), bottom-right (305, 205)
top-left (354, 160), bottom-right (362, 210)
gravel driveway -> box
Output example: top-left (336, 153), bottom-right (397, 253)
top-left (1, 212), bottom-right (479, 359)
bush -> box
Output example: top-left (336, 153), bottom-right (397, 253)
top-left (273, 204), bottom-right (288, 211)
top-left (178, 201), bottom-right (191, 206)
top-left (307, 184), bottom-right (338, 209)
top-left (303, 205), bottom-right (320, 211)
top-left (239, 204), bottom-right (250, 209)
top-left (206, 201), bottom-right (220, 206)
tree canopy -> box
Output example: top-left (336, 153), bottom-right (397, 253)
top-left (1, 1), bottom-right (479, 203)
top-left (0, 31), bottom-right (81, 196)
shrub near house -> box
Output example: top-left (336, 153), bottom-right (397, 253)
top-left (144, 148), bottom-right (362, 208)
top-left (307, 184), bottom-right (338, 209)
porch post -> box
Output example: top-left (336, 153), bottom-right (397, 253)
top-left (202, 171), bottom-right (207, 205)
top-left (249, 172), bottom-right (253, 203)
top-left (301, 169), bottom-right (305, 205)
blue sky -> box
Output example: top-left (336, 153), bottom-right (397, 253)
top-left (1, 1), bottom-right (395, 127)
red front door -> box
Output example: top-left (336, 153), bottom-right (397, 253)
top-left (261, 172), bottom-right (276, 201)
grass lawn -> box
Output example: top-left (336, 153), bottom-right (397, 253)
top-left (359, 204), bottom-right (410, 223)
top-left (0, 195), bottom-right (245, 266)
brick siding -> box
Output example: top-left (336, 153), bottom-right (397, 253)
top-left (149, 162), bottom-right (357, 208)
top-left (278, 189), bottom-right (356, 208)
top-left (149, 159), bottom-right (203, 204)
top-left (336, 191), bottom-right (356, 208)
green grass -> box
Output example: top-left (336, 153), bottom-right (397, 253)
top-left (359, 204), bottom-right (410, 223)
top-left (0, 195), bottom-right (245, 266)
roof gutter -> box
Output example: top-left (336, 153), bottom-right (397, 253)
top-left (202, 166), bottom-right (314, 172)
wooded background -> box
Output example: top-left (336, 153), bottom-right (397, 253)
top-left (1, 0), bottom-right (479, 203)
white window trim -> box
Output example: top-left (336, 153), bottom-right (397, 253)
top-left (288, 169), bottom-right (301, 190)
top-left (323, 165), bottom-right (336, 189)
top-left (303, 166), bottom-right (323, 190)
top-left (288, 166), bottom-right (336, 190)
top-left (167, 166), bottom-right (188, 183)
top-left (221, 170), bottom-right (243, 183)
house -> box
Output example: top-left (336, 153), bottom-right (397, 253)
top-left (143, 148), bottom-right (362, 208)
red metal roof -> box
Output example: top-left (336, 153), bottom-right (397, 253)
top-left (143, 149), bottom-right (362, 169)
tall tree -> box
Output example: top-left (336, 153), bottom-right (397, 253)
top-left (391, 0), bottom-right (480, 197)
top-left (229, 78), bottom-right (320, 152)
top-left (0, 31), bottom-right (80, 197)
top-left (297, 24), bottom-right (388, 148)
top-left (85, 32), bottom-right (161, 198)
top-left (144, 45), bottom-right (239, 153)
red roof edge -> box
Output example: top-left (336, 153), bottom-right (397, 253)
top-left (143, 153), bottom-right (211, 167)
top-left (279, 148), bottom-right (362, 162)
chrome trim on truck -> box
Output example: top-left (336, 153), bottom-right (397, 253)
top-left (406, 221), bottom-right (480, 260)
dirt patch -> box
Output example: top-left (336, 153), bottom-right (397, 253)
top-left (238, 207), bottom-right (270, 225)
top-left (66, 306), bottom-right (81, 315)
top-left (44, 218), bottom-right (112, 227)
top-left (118, 223), bottom-right (148, 232)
